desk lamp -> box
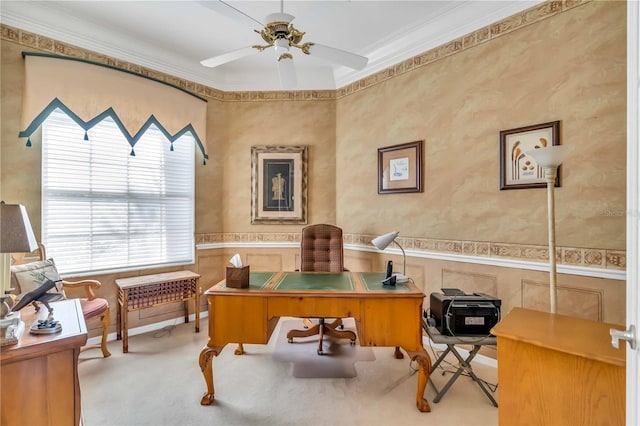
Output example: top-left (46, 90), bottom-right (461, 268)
top-left (525, 145), bottom-right (572, 314)
top-left (372, 231), bottom-right (408, 283)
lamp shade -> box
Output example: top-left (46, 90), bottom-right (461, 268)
top-left (372, 231), bottom-right (399, 250)
top-left (0, 202), bottom-right (38, 253)
top-left (526, 145), bottom-right (573, 168)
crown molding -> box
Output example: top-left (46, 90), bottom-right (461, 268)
top-left (335, 1), bottom-right (543, 88)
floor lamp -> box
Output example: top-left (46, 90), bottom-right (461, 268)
top-left (525, 145), bottom-right (572, 314)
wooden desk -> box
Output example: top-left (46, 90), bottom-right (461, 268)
top-left (1, 299), bottom-right (87, 426)
top-left (491, 308), bottom-right (626, 425)
top-left (199, 272), bottom-right (432, 412)
top-left (116, 270), bottom-right (200, 353)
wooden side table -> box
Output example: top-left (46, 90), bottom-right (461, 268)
top-left (1, 299), bottom-right (87, 426)
top-left (115, 270), bottom-right (200, 353)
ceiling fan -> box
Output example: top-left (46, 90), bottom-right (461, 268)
top-left (200, 0), bottom-right (369, 89)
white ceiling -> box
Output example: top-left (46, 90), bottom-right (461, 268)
top-left (1, 1), bottom-right (542, 92)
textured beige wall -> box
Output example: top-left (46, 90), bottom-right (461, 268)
top-left (221, 100), bottom-right (336, 232)
top-left (1, 41), bottom-right (42, 232)
top-left (336, 0), bottom-right (626, 250)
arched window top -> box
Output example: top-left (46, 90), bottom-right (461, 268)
top-left (20, 53), bottom-right (208, 164)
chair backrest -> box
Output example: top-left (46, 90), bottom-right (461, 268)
top-left (9, 243), bottom-right (65, 300)
top-left (299, 224), bottom-right (344, 272)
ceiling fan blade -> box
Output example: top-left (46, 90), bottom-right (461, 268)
top-left (197, 0), bottom-right (263, 27)
top-left (307, 43), bottom-right (368, 70)
top-left (200, 46), bottom-right (258, 68)
top-left (277, 55), bottom-right (297, 90)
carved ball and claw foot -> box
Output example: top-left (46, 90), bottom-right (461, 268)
top-left (406, 349), bottom-right (432, 413)
top-left (199, 345), bottom-right (223, 406)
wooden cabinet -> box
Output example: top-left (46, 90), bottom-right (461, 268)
top-left (491, 308), bottom-right (625, 426)
top-left (1, 299), bottom-right (87, 426)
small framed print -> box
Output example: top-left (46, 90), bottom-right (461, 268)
top-left (500, 121), bottom-right (561, 190)
top-left (378, 141), bottom-right (423, 194)
top-left (251, 145), bottom-right (307, 224)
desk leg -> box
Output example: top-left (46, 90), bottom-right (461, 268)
top-left (116, 297), bottom-right (122, 341)
top-left (195, 283), bottom-right (200, 333)
top-left (122, 296), bottom-right (129, 353)
top-left (199, 345), bottom-right (223, 405)
top-left (235, 343), bottom-right (245, 355)
top-left (406, 350), bottom-right (432, 412)
top-left (394, 346), bottom-right (404, 359)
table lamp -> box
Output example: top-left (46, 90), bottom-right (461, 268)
top-left (525, 145), bottom-right (572, 314)
top-left (1, 201), bottom-right (39, 344)
top-left (372, 231), bottom-right (408, 283)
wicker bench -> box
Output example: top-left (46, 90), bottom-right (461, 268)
top-left (115, 270), bottom-right (200, 353)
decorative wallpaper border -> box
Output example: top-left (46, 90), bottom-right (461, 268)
top-left (196, 232), bottom-right (625, 271)
top-left (0, 0), bottom-right (589, 102)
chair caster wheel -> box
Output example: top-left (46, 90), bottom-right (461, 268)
top-left (339, 324), bottom-right (344, 330)
top-left (288, 338), bottom-right (293, 343)
top-left (317, 350), bottom-right (324, 355)
top-left (350, 340), bottom-right (356, 346)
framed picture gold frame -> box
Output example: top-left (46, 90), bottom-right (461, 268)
top-left (378, 140), bottom-right (423, 194)
top-left (500, 121), bottom-right (561, 190)
top-left (251, 145), bottom-right (308, 224)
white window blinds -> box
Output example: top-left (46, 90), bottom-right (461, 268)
top-left (42, 108), bottom-right (195, 275)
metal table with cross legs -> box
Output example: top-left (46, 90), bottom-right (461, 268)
top-left (423, 318), bottom-right (498, 407)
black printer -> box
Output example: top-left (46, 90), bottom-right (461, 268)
top-left (429, 290), bottom-right (501, 336)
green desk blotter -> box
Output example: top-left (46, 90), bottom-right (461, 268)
top-left (273, 272), bottom-right (355, 291)
top-left (359, 272), bottom-right (414, 292)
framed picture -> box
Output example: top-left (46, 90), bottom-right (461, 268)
top-left (500, 121), bottom-right (561, 190)
top-left (378, 140), bottom-right (423, 194)
top-left (251, 145), bottom-right (308, 224)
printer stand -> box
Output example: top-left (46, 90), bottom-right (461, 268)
top-left (423, 318), bottom-right (498, 407)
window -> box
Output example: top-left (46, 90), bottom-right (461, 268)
top-left (42, 108), bottom-right (195, 275)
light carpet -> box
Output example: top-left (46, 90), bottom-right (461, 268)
top-left (78, 318), bottom-right (499, 426)
top-left (272, 318), bottom-right (375, 378)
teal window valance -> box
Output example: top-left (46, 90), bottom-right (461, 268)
top-left (20, 53), bottom-right (208, 164)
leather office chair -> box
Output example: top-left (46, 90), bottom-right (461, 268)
top-left (11, 243), bottom-right (111, 357)
top-left (286, 224), bottom-right (356, 355)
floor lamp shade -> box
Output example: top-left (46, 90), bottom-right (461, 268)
top-left (526, 145), bottom-right (573, 168)
top-left (0, 202), bottom-right (38, 253)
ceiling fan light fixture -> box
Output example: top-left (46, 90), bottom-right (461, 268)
top-left (274, 38), bottom-right (290, 55)
top-left (200, 0), bottom-right (369, 89)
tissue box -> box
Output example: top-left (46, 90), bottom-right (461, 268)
top-left (226, 266), bottom-right (249, 288)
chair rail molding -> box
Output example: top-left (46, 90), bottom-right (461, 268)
top-left (196, 240), bottom-right (625, 281)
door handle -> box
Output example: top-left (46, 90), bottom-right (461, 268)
top-left (609, 325), bottom-right (637, 350)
